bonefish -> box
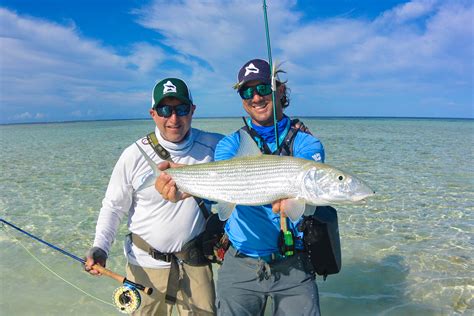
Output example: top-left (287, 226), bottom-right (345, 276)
top-left (136, 130), bottom-right (375, 221)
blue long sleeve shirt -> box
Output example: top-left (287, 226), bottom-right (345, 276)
top-left (214, 118), bottom-right (325, 257)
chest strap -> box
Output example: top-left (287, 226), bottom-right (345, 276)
top-left (240, 117), bottom-right (302, 156)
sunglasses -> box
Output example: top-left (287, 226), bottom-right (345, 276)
top-left (154, 103), bottom-right (192, 118)
top-left (239, 84), bottom-right (272, 100)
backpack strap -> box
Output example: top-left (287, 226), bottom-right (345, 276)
top-left (240, 117), bottom-right (309, 156)
top-left (146, 132), bottom-right (171, 161)
top-left (146, 132), bottom-right (211, 219)
top-left (278, 121), bottom-right (299, 156)
top-left (241, 117), bottom-right (272, 154)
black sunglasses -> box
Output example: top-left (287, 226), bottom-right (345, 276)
top-left (238, 84), bottom-right (272, 100)
top-left (154, 103), bottom-right (192, 118)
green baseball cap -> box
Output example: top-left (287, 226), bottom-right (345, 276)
top-left (152, 78), bottom-right (193, 107)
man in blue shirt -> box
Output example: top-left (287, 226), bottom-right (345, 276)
top-left (156, 59), bottom-right (325, 315)
top-left (213, 58), bottom-right (324, 315)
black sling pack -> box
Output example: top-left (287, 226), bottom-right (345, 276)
top-left (299, 206), bottom-right (341, 280)
top-left (146, 132), bottom-right (226, 264)
top-left (241, 118), bottom-right (342, 279)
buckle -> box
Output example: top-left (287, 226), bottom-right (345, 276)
top-left (260, 252), bottom-right (285, 264)
top-left (149, 249), bottom-right (173, 262)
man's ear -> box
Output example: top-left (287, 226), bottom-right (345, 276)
top-left (277, 83), bottom-right (286, 95)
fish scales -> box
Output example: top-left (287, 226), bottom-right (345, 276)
top-left (135, 132), bottom-right (374, 222)
top-left (167, 155), bottom-right (304, 204)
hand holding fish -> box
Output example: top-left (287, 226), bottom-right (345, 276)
top-left (272, 199), bottom-right (283, 214)
top-left (155, 161), bottom-right (191, 202)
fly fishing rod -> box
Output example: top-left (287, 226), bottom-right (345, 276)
top-left (1, 218), bottom-right (152, 313)
top-left (262, 0), bottom-right (280, 148)
top-left (261, 0), bottom-right (295, 256)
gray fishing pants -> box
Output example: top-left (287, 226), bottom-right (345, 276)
top-left (216, 246), bottom-right (320, 316)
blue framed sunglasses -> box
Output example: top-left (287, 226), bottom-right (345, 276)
top-left (154, 103), bottom-right (192, 118)
top-left (239, 84), bottom-right (272, 100)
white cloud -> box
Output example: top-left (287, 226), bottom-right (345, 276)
top-left (0, 0), bottom-right (472, 123)
top-left (12, 111), bottom-right (46, 120)
top-left (132, 0), bottom-right (472, 118)
top-left (377, 0), bottom-right (438, 24)
top-left (0, 8), bottom-right (167, 123)
top-left (128, 42), bottom-right (166, 73)
top-left (134, 0), bottom-right (300, 80)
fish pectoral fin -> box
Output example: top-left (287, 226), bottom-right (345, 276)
top-left (303, 204), bottom-right (317, 216)
top-left (280, 198), bottom-right (306, 222)
top-left (212, 202), bottom-right (236, 221)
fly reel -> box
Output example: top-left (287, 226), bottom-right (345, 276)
top-left (113, 285), bottom-right (141, 314)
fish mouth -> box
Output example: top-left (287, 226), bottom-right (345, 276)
top-left (351, 189), bottom-right (375, 202)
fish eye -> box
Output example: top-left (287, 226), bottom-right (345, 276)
top-left (338, 175), bottom-right (344, 181)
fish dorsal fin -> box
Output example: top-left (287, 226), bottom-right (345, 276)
top-left (135, 142), bottom-right (160, 191)
top-left (236, 129), bottom-right (263, 158)
top-left (135, 142), bottom-right (159, 176)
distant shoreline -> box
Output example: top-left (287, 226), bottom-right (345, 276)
top-left (1, 116), bottom-right (473, 126)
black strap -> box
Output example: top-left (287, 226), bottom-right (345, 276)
top-left (165, 258), bottom-right (179, 304)
top-left (241, 117), bottom-right (272, 154)
top-left (146, 132), bottom-right (211, 219)
top-left (279, 120), bottom-right (300, 156)
top-left (240, 117), bottom-right (303, 156)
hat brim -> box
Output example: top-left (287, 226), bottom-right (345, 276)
top-left (154, 93), bottom-right (192, 106)
top-left (235, 78), bottom-right (272, 91)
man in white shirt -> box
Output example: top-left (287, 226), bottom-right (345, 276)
top-left (85, 78), bottom-right (222, 315)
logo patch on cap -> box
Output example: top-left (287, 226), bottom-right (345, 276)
top-left (244, 63), bottom-right (259, 76)
top-left (312, 153), bottom-right (322, 162)
top-left (163, 81), bottom-right (177, 94)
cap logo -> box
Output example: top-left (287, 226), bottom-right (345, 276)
top-left (244, 63), bottom-right (259, 76)
top-left (163, 81), bottom-right (177, 94)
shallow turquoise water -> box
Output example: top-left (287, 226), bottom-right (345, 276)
top-left (0, 118), bottom-right (472, 315)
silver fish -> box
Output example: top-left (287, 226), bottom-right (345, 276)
top-left (136, 130), bottom-right (375, 221)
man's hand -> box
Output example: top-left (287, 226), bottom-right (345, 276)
top-left (84, 247), bottom-right (107, 276)
top-left (155, 161), bottom-right (191, 202)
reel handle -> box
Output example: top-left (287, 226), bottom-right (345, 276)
top-left (92, 264), bottom-right (153, 295)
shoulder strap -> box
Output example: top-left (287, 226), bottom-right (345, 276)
top-left (240, 117), bottom-right (302, 157)
top-left (278, 125), bottom-right (298, 156)
top-left (146, 132), bottom-right (211, 219)
top-left (147, 132), bottom-right (171, 161)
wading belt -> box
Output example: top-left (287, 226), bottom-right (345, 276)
top-left (140, 132), bottom-right (210, 305)
top-left (130, 233), bottom-right (206, 304)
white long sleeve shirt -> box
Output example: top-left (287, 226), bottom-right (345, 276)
top-left (93, 127), bottom-right (223, 268)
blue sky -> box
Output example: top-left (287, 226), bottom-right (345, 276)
top-left (0, 0), bottom-right (472, 124)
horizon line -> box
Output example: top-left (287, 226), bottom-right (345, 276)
top-left (1, 115), bottom-right (473, 126)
